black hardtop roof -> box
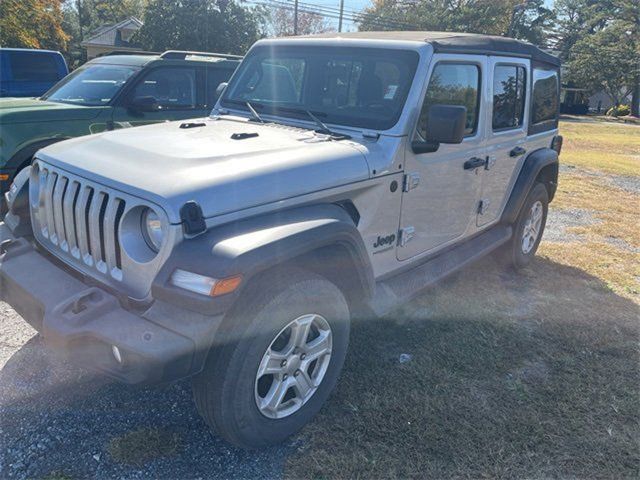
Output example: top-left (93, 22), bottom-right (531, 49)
top-left (299, 31), bottom-right (560, 67)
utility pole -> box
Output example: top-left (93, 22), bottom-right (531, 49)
top-left (338, 0), bottom-right (345, 33)
top-left (77, 0), bottom-right (83, 39)
top-left (294, 0), bottom-right (299, 35)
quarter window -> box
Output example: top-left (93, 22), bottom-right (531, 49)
top-left (492, 65), bottom-right (526, 130)
top-left (532, 69), bottom-right (559, 124)
top-left (131, 67), bottom-right (198, 110)
top-left (418, 63), bottom-right (480, 139)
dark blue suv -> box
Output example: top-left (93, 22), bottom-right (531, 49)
top-left (0, 48), bottom-right (68, 98)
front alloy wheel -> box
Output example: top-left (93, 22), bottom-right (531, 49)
top-left (192, 267), bottom-right (350, 448)
top-left (255, 314), bottom-right (332, 419)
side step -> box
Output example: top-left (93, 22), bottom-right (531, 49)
top-left (368, 225), bottom-right (512, 317)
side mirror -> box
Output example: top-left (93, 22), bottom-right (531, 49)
top-left (412, 104), bottom-right (467, 154)
top-left (129, 95), bottom-right (159, 112)
top-left (215, 82), bottom-right (228, 98)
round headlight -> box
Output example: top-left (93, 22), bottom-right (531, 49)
top-left (141, 208), bottom-right (164, 252)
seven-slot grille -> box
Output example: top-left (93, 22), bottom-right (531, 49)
top-left (34, 164), bottom-right (126, 281)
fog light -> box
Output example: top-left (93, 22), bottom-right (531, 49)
top-left (170, 269), bottom-right (242, 297)
top-left (112, 345), bottom-right (123, 364)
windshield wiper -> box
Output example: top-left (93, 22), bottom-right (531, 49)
top-left (246, 101), bottom-right (265, 123)
top-left (306, 110), bottom-right (333, 135)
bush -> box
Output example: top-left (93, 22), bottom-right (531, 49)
top-left (606, 104), bottom-right (631, 116)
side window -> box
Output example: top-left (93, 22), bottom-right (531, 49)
top-left (9, 52), bottom-right (60, 82)
top-left (131, 67), bottom-right (197, 110)
top-left (206, 67), bottom-right (235, 106)
top-left (492, 65), bottom-right (526, 130)
top-left (418, 63), bottom-right (480, 139)
top-left (531, 69), bottom-right (559, 125)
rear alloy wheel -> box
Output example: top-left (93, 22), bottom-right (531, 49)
top-left (192, 267), bottom-right (350, 448)
top-left (504, 182), bottom-right (549, 269)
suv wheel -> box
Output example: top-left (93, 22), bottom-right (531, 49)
top-left (503, 182), bottom-right (549, 269)
top-left (192, 267), bottom-right (350, 448)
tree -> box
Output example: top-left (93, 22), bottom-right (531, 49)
top-left (269, 7), bottom-right (331, 37)
top-left (134, 0), bottom-right (266, 55)
top-left (358, 0), bottom-right (554, 46)
top-left (555, 0), bottom-right (639, 115)
top-left (0, 0), bottom-right (69, 50)
top-left (567, 23), bottom-right (638, 113)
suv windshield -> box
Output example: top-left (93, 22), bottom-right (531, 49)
top-left (221, 46), bottom-right (419, 130)
top-left (43, 63), bottom-right (140, 106)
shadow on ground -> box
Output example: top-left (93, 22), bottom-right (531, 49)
top-left (1, 255), bottom-right (638, 479)
top-left (286, 255), bottom-right (640, 479)
top-left (0, 339), bottom-right (289, 479)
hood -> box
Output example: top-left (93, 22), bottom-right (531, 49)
top-left (0, 97), bottom-right (103, 124)
top-left (37, 117), bottom-right (371, 223)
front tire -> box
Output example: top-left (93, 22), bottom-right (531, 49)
top-left (192, 267), bottom-right (350, 448)
top-left (503, 182), bottom-right (549, 269)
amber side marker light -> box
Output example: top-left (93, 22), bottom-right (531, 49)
top-left (0, 174), bottom-right (10, 181)
top-left (170, 269), bottom-right (242, 297)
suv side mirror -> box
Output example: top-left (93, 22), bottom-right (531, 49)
top-left (129, 95), bottom-right (160, 112)
top-left (412, 104), bottom-right (467, 154)
top-left (215, 82), bottom-right (228, 98)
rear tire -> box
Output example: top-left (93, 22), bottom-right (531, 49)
top-left (502, 182), bottom-right (549, 269)
top-left (192, 267), bottom-right (350, 448)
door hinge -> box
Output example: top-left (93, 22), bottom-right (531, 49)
top-left (398, 226), bottom-right (415, 247)
top-left (403, 173), bottom-right (420, 192)
top-left (477, 199), bottom-right (491, 215)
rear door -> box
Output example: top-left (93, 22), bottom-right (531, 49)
top-left (477, 57), bottom-right (529, 227)
top-left (398, 55), bottom-right (487, 261)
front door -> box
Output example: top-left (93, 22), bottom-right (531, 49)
top-left (477, 57), bottom-right (530, 227)
top-left (111, 65), bottom-right (207, 129)
top-left (398, 55), bottom-right (487, 261)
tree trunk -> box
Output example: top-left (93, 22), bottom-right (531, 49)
top-left (631, 76), bottom-right (640, 117)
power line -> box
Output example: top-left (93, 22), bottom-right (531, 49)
top-left (247, 0), bottom-right (421, 31)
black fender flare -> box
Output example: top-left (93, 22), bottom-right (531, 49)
top-left (152, 204), bottom-right (375, 316)
top-left (5, 138), bottom-right (69, 175)
top-left (501, 147), bottom-right (558, 225)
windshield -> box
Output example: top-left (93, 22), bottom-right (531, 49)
top-left (43, 63), bottom-right (140, 106)
top-left (221, 46), bottom-right (419, 131)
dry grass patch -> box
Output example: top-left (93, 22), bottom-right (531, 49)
top-left (559, 121), bottom-right (640, 177)
top-left (107, 428), bottom-right (182, 466)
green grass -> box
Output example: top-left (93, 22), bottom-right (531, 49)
top-left (283, 121), bottom-right (640, 479)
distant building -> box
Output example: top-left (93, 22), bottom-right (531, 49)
top-left (81, 17), bottom-right (144, 59)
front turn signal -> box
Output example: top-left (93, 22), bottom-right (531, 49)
top-left (170, 269), bottom-right (242, 297)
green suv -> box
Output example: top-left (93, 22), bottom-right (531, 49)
top-left (0, 50), bottom-right (240, 192)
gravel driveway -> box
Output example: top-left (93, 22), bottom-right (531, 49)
top-left (0, 306), bottom-right (288, 479)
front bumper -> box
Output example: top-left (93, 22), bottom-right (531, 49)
top-left (0, 224), bottom-right (224, 384)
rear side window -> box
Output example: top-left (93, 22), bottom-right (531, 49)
top-left (8, 52), bottom-right (61, 82)
top-left (419, 63), bottom-right (481, 138)
top-left (531, 69), bottom-right (559, 125)
top-left (492, 65), bottom-right (526, 130)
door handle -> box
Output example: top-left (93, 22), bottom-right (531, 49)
top-left (464, 157), bottom-right (486, 170)
top-left (510, 146), bottom-right (527, 157)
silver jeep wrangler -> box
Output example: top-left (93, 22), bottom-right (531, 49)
top-left (0, 32), bottom-right (562, 448)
